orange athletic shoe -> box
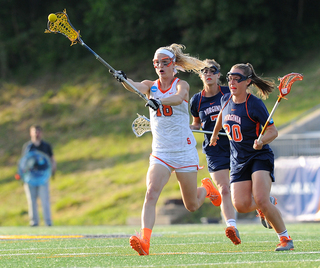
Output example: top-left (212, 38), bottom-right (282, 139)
top-left (256, 209), bottom-right (269, 228)
top-left (256, 196), bottom-right (277, 229)
top-left (201, 178), bottom-right (221, 206)
top-left (225, 226), bottom-right (241, 245)
top-left (275, 236), bottom-right (294, 251)
top-left (129, 235), bottom-right (150, 256)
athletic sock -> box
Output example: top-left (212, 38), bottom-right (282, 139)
top-left (142, 228), bottom-right (152, 242)
top-left (226, 219), bottom-right (237, 229)
top-left (277, 229), bottom-right (289, 239)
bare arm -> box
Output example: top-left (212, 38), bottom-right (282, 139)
top-left (190, 116), bottom-right (201, 130)
top-left (209, 111), bottom-right (223, 146)
top-left (253, 124), bottom-right (278, 150)
top-left (121, 79), bottom-right (153, 98)
top-left (160, 80), bottom-right (189, 106)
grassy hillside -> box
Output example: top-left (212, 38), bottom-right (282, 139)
top-left (0, 50), bottom-right (319, 226)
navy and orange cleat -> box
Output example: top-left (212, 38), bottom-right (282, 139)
top-left (275, 236), bottom-right (294, 251)
top-left (225, 226), bottom-right (241, 245)
top-left (201, 178), bottom-right (221, 206)
top-left (129, 234), bottom-right (150, 256)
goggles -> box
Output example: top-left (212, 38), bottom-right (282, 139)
top-left (226, 72), bottom-right (252, 83)
top-left (153, 57), bottom-right (174, 68)
top-left (200, 65), bottom-right (220, 75)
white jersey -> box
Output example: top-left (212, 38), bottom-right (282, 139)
top-left (149, 78), bottom-right (196, 153)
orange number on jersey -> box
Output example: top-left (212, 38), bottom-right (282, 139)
top-left (210, 114), bottom-right (218, 122)
top-left (223, 124), bottom-right (243, 142)
top-left (156, 105), bottom-right (173, 117)
top-left (232, 124), bottom-right (243, 142)
top-left (162, 105), bottom-right (173, 116)
top-left (223, 124), bottom-right (230, 135)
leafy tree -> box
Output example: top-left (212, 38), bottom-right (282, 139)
top-left (84, 0), bottom-right (179, 57)
top-left (174, 0), bottom-right (320, 74)
top-left (0, 0), bottom-right (319, 79)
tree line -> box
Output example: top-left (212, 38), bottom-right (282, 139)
top-left (0, 0), bottom-right (318, 80)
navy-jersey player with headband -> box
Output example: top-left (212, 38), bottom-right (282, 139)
top-left (190, 59), bottom-right (241, 245)
top-left (221, 92), bottom-right (275, 175)
top-left (210, 63), bottom-right (294, 251)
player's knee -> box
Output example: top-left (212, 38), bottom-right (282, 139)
top-left (234, 204), bottom-right (245, 213)
top-left (219, 184), bottom-right (231, 197)
top-left (255, 198), bottom-right (270, 212)
top-left (233, 201), bottom-right (250, 213)
top-left (184, 203), bottom-right (198, 212)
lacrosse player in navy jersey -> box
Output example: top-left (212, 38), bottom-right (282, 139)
top-left (210, 63), bottom-right (294, 251)
top-left (190, 59), bottom-right (241, 245)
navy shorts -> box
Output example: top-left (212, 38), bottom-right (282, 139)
top-left (230, 159), bottom-right (274, 183)
top-left (206, 154), bottom-right (230, 172)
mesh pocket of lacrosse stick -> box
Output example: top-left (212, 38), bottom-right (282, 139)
top-left (257, 72), bottom-right (303, 142)
top-left (44, 9), bottom-right (80, 46)
top-left (132, 114), bottom-right (151, 137)
top-left (278, 72), bottom-right (303, 98)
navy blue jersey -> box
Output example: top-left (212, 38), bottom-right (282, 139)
top-left (220, 93), bottom-right (274, 175)
top-left (190, 86), bottom-right (230, 162)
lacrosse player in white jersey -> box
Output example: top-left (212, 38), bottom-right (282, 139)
top-left (113, 43), bottom-right (221, 256)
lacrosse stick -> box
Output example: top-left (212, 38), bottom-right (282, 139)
top-left (258, 72), bottom-right (303, 142)
top-left (132, 114), bottom-right (226, 137)
top-left (44, 9), bottom-right (149, 102)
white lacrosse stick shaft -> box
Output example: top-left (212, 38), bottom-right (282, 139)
top-left (257, 98), bottom-right (281, 142)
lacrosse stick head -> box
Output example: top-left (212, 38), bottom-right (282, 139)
top-left (278, 73), bottom-right (303, 97)
top-left (44, 9), bottom-right (81, 46)
top-left (18, 150), bottom-right (52, 186)
top-left (132, 114), bottom-right (151, 137)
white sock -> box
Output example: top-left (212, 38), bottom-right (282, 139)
top-left (277, 229), bottom-right (289, 239)
top-left (226, 219), bottom-right (237, 228)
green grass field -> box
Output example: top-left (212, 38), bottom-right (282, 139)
top-left (1, 222), bottom-right (319, 267)
top-left (0, 49), bottom-right (319, 226)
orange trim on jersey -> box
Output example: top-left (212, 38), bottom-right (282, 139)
top-left (255, 122), bottom-right (260, 137)
top-left (150, 154), bottom-right (201, 170)
top-left (218, 85), bottom-right (224, 95)
top-left (197, 90), bottom-right (205, 113)
top-left (245, 94), bottom-right (259, 136)
top-left (157, 77), bottom-right (180, 94)
top-left (221, 93), bottom-right (232, 112)
top-left (245, 94), bottom-right (256, 122)
top-left (245, 94), bottom-right (274, 137)
top-left (198, 86), bottom-right (224, 113)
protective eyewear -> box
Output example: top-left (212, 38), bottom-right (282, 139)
top-left (153, 57), bottom-right (173, 68)
top-left (200, 65), bottom-right (220, 75)
top-left (226, 72), bottom-right (252, 83)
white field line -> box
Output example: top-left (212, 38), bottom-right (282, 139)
top-left (0, 245), bottom-right (121, 252)
top-left (118, 259), bottom-right (320, 267)
top-left (0, 239), bottom-right (308, 253)
top-left (0, 250), bottom-right (320, 257)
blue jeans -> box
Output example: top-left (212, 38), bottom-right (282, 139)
top-left (24, 182), bottom-right (52, 226)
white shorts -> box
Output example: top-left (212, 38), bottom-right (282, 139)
top-left (150, 147), bottom-right (200, 173)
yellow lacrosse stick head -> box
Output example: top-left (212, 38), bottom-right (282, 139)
top-left (44, 9), bottom-right (81, 46)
